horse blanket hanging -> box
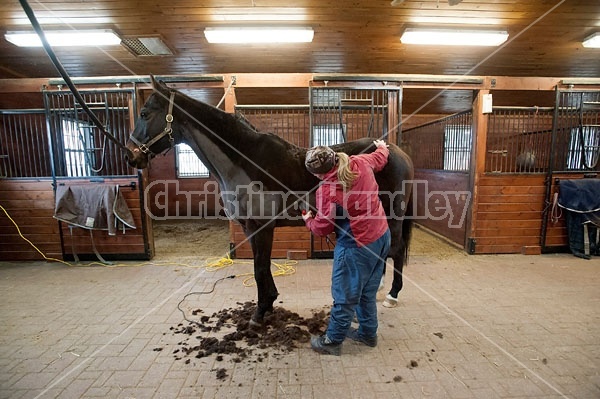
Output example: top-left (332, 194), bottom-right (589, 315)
top-left (54, 184), bottom-right (136, 235)
top-left (557, 179), bottom-right (600, 259)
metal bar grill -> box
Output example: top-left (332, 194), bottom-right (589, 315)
top-left (235, 105), bottom-right (311, 147)
top-left (486, 107), bottom-right (554, 174)
top-left (553, 90), bottom-right (600, 172)
top-left (0, 109), bottom-right (52, 178)
top-left (403, 111), bottom-right (473, 171)
top-left (309, 87), bottom-right (396, 146)
top-left (44, 89), bottom-right (137, 177)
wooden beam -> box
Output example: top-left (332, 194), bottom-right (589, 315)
top-left (0, 78), bottom-right (47, 93)
top-left (232, 73), bottom-right (312, 88)
top-left (1, 74), bottom-right (596, 94)
top-left (466, 89), bottom-right (490, 252)
top-left (485, 76), bottom-right (561, 91)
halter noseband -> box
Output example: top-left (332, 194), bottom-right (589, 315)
top-left (130, 91), bottom-right (176, 155)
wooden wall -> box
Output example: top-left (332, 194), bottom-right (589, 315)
top-left (0, 176), bottom-right (151, 262)
top-left (0, 179), bottom-right (61, 261)
top-left (57, 177), bottom-right (150, 261)
top-left (229, 222), bottom-right (312, 259)
top-left (469, 175), bottom-right (547, 254)
top-left (467, 173), bottom-right (593, 254)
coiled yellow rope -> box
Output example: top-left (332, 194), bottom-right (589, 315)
top-left (203, 253), bottom-right (297, 286)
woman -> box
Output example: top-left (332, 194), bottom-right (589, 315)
top-left (302, 139), bottom-right (391, 355)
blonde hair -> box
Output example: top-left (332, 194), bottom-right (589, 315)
top-left (336, 152), bottom-right (358, 190)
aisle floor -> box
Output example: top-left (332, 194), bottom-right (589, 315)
top-left (0, 232), bottom-right (598, 398)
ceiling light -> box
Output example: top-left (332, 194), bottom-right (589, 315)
top-left (5, 29), bottom-right (121, 47)
top-left (204, 27), bottom-right (314, 44)
top-left (401, 27), bottom-right (508, 46)
top-left (582, 32), bottom-right (600, 48)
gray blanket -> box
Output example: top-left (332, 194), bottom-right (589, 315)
top-left (54, 184), bottom-right (136, 235)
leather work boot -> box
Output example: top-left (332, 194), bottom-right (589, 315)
top-left (310, 334), bottom-right (342, 356)
top-left (347, 327), bottom-right (377, 347)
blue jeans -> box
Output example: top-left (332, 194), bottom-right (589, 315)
top-left (326, 229), bottom-right (391, 343)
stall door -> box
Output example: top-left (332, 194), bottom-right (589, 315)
top-left (44, 89), bottom-right (153, 261)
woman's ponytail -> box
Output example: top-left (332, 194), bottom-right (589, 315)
top-left (336, 152), bottom-right (358, 190)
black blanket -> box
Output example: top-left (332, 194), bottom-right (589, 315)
top-left (558, 179), bottom-right (600, 259)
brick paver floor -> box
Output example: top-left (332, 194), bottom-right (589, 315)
top-left (0, 228), bottom-right (598, 398)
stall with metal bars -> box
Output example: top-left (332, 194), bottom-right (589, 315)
top-left (43, 89), bottom-right (136, 178)
top-left (0, 109), bottom-right (51, 178)
top-left (231, 87), bottom-right (402, 259)
top-left (401, 110), bottom-right (473, 246)
top-left (540, 90), bottom-right (600, 253)
top-left (0, 89), bottom-right (152, 261)
top-left (0, 108), bottom-right (59, 260)
top-left (308, 86), bottom-right (401, 257)
top-left (309, 87), bottom-right (399, 146)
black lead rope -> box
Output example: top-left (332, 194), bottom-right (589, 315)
top-left (18, 0), bottom-right (133, 157)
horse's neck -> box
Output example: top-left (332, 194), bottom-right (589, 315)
top-left (179, 99), bottom-right (259, 188)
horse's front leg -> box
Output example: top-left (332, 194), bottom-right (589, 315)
top-left (247, 223), bottom-right (279, 325)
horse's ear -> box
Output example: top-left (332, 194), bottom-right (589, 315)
top-left (150, 74), bottom-right (170, 97)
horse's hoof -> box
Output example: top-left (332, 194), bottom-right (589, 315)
top-left (382, 294), bottom-right (398, 308)
top-left (248, 318), bottom-right (263, 329)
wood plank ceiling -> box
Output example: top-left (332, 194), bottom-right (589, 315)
top-left (0, 0), bottom-right (599, 113)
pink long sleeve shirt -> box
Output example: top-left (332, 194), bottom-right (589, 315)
top-left (305, 145), bottom-right (389, 247)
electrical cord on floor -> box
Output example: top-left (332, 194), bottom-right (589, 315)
top-left (1, 204), bottom-right (72, 266)
top-left (177, 275), bottom-right (236, 328)
top-left (1, 204), bottom-right (189, 268)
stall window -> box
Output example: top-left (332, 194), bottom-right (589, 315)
top-left (175, 143), bottom-right (209, 178)
top-left (566, 126), bottom-right (600, 170)
top-left (62, 119), bottom-right (93, 177)
top-left (312, 124), bottom-right (345, 146)
top-left (444, 125), bottom-right (472, 171)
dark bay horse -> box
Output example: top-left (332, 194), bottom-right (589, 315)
top-left (126, 76), bottom-right (414, 325)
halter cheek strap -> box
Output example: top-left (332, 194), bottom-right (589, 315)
top-left (130, 91), bottom-right (176, 155)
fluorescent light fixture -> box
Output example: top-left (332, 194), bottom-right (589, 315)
top-left (401, 27), bottom-right (508, 46)
top-left (204, 27), bottom-right (313, 43)
top-left (582, 32), bottom-right (600, 48)
top-left (5, 29), bottom-right (121, 47)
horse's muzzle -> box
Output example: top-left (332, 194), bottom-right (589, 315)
top-left (125, 144), bottom-right (148, 169)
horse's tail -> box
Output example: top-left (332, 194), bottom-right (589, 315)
top-left (401, 189), bottom-right (414, 266)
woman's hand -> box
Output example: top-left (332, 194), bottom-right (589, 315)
top-left (373, 139), bottom-right (389, 148)
top-left (302, 210), bottom-right (314, 221)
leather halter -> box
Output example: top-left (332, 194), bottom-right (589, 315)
top-left (129, 92), bottom-right (176, 155)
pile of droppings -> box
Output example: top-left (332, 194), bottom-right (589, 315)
top-left (154, 301), bottom-right (329, 380)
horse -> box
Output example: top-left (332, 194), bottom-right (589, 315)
top-left (126, 76), bottom-right (414, 325)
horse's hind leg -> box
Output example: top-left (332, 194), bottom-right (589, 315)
top-left (383, 219), bottom-right (409, 308)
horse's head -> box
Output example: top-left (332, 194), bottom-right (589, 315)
top-left (126, 76), bottom-right (179, 169)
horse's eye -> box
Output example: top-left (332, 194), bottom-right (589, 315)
top-left (140, 111), bottom-right (148, 119)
